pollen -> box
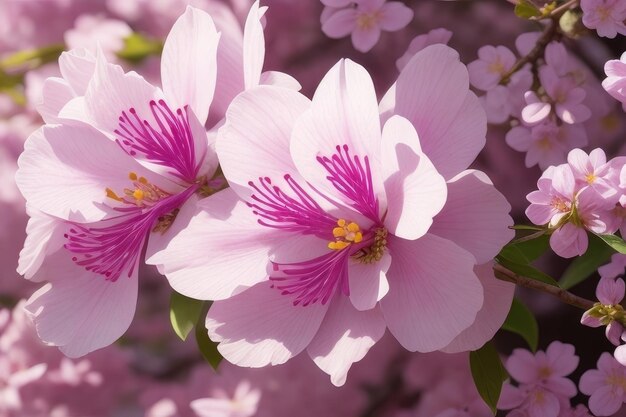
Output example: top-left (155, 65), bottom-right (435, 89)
top-left (353, 228), bottom-right (388, 264)
top-left (586, 173), bottom-right (597, 184)
top-left (356, 12), bottom-right (380, 30)
top-left (328, 219), bottom-right (363, 250)
top-left (106, 172), bottom-right (170, 208)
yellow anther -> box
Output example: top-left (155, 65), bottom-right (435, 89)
top-left (106, 188), bottom-right (122, 202)
top-left (329, 219), bottom-right (363, 251)
top-left (333, 227), bottom-right (347, 238)
top-left (133, 189), bottom-right (145, 201)
top-left (328, 241), bottom-right (350, 250)
top-left (129, 172), bottom-right (138, 181)
top-left (138, 176), bottom-right (148, 184)
top-left (586, 173), bottom-right (597, 184)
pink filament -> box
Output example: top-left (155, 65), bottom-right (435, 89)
top-left (115, 100), bottom-right (199, 183)
top-left (64, 185), bottom-right (198, 281)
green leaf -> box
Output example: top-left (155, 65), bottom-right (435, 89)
top-left (470, 341), bottom-right (508, 415)
top-left (0, 44), bottom-right (65, 71)
top-left (499, 234), bottom-right (549, 265)
top-left (196, 314), bottom-right (223, 370)
top-left (510, 224), bottom-right (544, 231)
top-left (117, 33), bottom-right (163, 64)
top-left (169, 291), bottom-right (204, 341)
top-left (496, 256), bottom-right (560, 287)
top-left (514, 0), bottom-right (542, 19)
top-left (560, 234), bottom-right (614, 289)
top-left (501, 298), bottom-right (538, 352)
top-left (594, 233), bottom-right (626, 255)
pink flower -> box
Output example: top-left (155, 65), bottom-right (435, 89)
top-left (0, 358), bottom-right (46, 413)
top-left (506, 122), bottom-right (587, 170)
top-left (603, 52), bottom-right (626, 111)
top-left (321, 0), bottom-right (414, 53)
top-left (190, 381), bottom-right (261, 417)
top-left (581, 276), bottom-right (626, 345)
top-left (598, 253), bottom-right (626, 279)
top-left (481, 68), bottom-right (533, 124)
top-left (568, 148), bottom-right (620, 203)
top-left (16, 6), bottom-right (223, 357)
top-left (499, 384), bottom-right (564, 417)
top-left (581, 0), bottom-right (626, 38)
top-left (154, 45), bottom-right (514, 385)
top-left (506, 341), bottom-right (579, 398)
top-left (468, 45), bottom-right (517, 91)
top-left (64, 14), bottom-right (132, 60)
top-left (580, 352), bottom-right (626, 416)
top-left (396, 28), bottom-right (452, 71)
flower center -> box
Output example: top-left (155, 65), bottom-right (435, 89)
top-left (537, 366), bottom-right (553, 379)
top-left (356, 12), bottom-right (380, 30)
top-left (106, 172), bottom-right (170, 208)
top-left (550, 196), bottom-right (571, 213)
top-left (352, 227), bottom-right (388, 264)
top-left (488, 59), bottom-right (506, 76)
top-left (607, 373), bottom-right (626, 391)
top-left (586, 173), bottom-right (597, 184)
top-left (328, 219), bottom-right (363, 250)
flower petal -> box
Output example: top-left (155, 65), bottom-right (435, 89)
top-left (441, 262), bottom-right (515, 353)
top-left (206, 281), bottom-right (328, 367)
top-left (161, 6), bottom-right (220, 125)
top-left (383, 44), bottom-right (486, 180)
top-left (307, 295), bottom-right (386, 386)
top-left (382, 116), bottom-right (447, 242)
top-left (429, 170), bottom-right (514, 263)
top-left (25, 249), bottom-right (138, 357)
top-left (242, 1), bottom-right (267, 90)
top-left (381, 233), bottom-right (483, 351)
top-left (348, 252), bottom-right (391, 311)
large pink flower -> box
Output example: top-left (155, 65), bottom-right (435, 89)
top-left (16, 7), bottom-right (222, 357)
top-left (154, 45), bottom-right (514, 385)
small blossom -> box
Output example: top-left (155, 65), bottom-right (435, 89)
top-left (322, 0), bottom-right (414, 52)
top-left (190, 381), bottom-right (261, 417)
top-left (603, 52), bottom-right (626, 111)
top-left (580, 352), bottom-right (626, 416)
top-left (581, 0), bottom-right (626, 38)
top-left (396, 28), bottom-right (452, 71)
top-left (468, 45), bottom-right (517, 91)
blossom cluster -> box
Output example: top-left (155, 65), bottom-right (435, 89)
top-left (525, 148), bottom-right (625, 258)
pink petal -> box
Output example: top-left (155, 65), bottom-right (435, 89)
top-left (351, 26), bottom-right (381, 52)
top-left (379, 2), bottom-right (414, 31)
top-left (380, 233), bottom-right (483, 351)
top-left (430, 170), bottom-right (513, 263)
top-left (206, 281), bottom-right (328, 367)
top-left (381, 115), bottom-right (447, 240)
top-left (58, 48), bottom-right (96, 97)
top-left (507, 348), bottom-right (540, 383)
top-left (290, 59), bottom-right (385, 211)
top-left (259, 71), bottom-right (302, 90)
top-left (321, 8), bottom-right (357, 38)
top-left (546, 342), bottom-right (578, 377)
top-left (307, 295), bottom-right (386, 386)
top-left (243, 1), bottom-right (267, 90)
top-left (588, 385), bottom-right (623, 416)
top-left (217, 86), bottom-right (310, 199)
top-left (161, 6), bottom-right (219, 126)
top-left (16, 123), bottom-right (177, 222)
top-left (505, 126), bottom-right (532, 152)
top-left (384, 44), bottom-right (486, 180)
top-left (17, 209), bottom-right (66, 280)
top-left (149, 189), bottom-right (275, 300)
top-left (579, 369), bottom-right (607, 395)
top-left (25, 250), bottom-right (138, 357)
top-left (348, 252), bottom-right (391, 311)
top-left (37, 77), bottom-right (75, 123)
top-left (85, 51), bottom-right (160, 137)
top-left (441, 262), bottom-right (515, 353)
top-left (550, 223), bottom-right (588, 258)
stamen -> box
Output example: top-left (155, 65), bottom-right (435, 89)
top-left (317, 144), bottom-right (379, 222)
top-left (328, 218), bottom-right (363, 250)
top-left (247, 175), bottom-right (337, 237)
top-left (105, 172), bottom-right (170, 208)
top-left (65, 185), bottom-right (198, 281)
top-left (115, 100), bottom-right (200, 183)
top-left (270, 249), bottom-right (351, 306)
top-left (352, 228), bottom-right (388, 264)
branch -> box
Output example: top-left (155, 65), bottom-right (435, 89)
top-left (494, 263), bottom-right (594, 310)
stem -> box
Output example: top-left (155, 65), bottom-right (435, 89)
top-left (494, 263), bottom-right (594, 310)
top-left (545, 0), bottom-right (579, 18)
top-left (500, 19), bottom-right (558, 84)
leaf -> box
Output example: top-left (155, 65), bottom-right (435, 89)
top-left (501, 298), bottom-right (538, 352)
top-left (470, 341), bottom-right (509, 415)
top-left (594, 233), bottom-right (626, 255)
top-left (116, 33), bottom-right (163, 64)
top-left (169, 291), bottom-right (204, 341)
top-left (499, 234), bottom-right (549, 265)
top-left (195, 312), bottom-right (223, 370)
top-left (514, 0), bottom-right (542, 19)
top-left (560, 234), bottom-right (614, 290)
top-left (496, 256), bottom-right (560, 287)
